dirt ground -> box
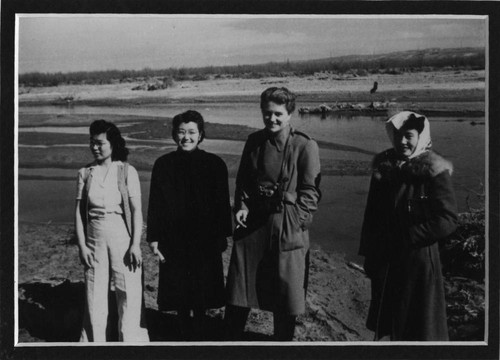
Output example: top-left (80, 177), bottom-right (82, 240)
top-left (17, 222), bottom-right (372, 343)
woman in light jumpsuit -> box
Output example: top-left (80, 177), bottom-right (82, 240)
top-left (75, 120), bottom-right (149, 342)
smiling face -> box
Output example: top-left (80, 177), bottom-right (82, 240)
top-left (394, 128), bottom-right (419, 157)
top-left (89, 132), bottom-right (113, 163)
top-left (261, 101), bottom-right (292, 133)
top-left (175, 121), bottom-right (201, 152)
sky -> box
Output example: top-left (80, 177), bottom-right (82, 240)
top-left (17, 15), bottom-right (487, 74)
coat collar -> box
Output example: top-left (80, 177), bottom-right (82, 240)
top-left (266, 125), bottom-right (291, 152)
top-left (175, 147), bottom-right (201, 156)
top-left (373, 149), bottom-right (453, 181)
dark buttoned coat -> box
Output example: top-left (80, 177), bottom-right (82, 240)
top-left (359, 149), bottom-right (458, 340)
top-left (147, 148), bottom-right (233, 311)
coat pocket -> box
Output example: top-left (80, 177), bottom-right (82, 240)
top-left (280, 204), bottom-right (307, 251)
top-left (407, 196), bottom-right (431, 224)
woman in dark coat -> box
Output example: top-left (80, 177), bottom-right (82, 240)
top-left (359, 111), bottom-right (458, 341)
top-left (147, 110), bottom-right (232, 340)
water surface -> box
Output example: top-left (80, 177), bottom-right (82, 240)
top-left (17, 104), bottom-right (486, 261)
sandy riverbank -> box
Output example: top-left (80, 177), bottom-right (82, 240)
top-left (19, 70), bottom-right (485, 112)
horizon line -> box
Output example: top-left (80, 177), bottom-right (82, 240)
top-left (18, 45), bottom-right (485, 76)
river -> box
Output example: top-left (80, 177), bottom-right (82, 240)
top-left (17, 104), bottom-right (486, 262)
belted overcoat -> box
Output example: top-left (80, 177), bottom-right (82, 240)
top-left (226, 126), bottom-right (321, 315)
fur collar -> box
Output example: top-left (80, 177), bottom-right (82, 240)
top-left (373, 149), bottom-right (453, 181)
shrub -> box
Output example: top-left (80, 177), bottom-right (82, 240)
top-left (440, 207), bottom-right (485, 340)
top-left (192, 74), bottom-right (209, 81)
top-left (355, 69), bottom-right (369, 77)
top-left (441, 208), bottom-right (485, 281)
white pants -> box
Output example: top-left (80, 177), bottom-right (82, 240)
top-left (80, 213), bottom-right (149, 342)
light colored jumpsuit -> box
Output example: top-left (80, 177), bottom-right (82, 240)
top-left (76, 161), bottom-right (149, 342)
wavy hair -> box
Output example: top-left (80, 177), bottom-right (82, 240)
top-left (260, 87), bottom-right (296, 114)
top-left (89, 119), bottom-right (129, 161)
top-left (171, 110), bottom-right (205, 143)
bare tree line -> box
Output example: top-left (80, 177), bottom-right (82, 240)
top-left (19, 47), bottom-right (484, 88)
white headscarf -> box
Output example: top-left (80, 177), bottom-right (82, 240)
top-left (385, 111), bottom-right (432, 160)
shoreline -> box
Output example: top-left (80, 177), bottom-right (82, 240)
top-left (18, 70), bottom-right (485, 115)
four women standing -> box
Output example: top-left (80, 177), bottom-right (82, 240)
top-left (74, 101), bottom-right (457, 342)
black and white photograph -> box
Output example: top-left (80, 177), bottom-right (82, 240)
top-left (1, 2), bottom-right (499, 359)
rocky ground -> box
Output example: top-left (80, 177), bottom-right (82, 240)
top-left (17, 223), bottom-right (372, 343)
top-left (17, 211), bottom-right (485, 344)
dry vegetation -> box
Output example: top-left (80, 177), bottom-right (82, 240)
top-left (19, 47), bottom-right (484, 88)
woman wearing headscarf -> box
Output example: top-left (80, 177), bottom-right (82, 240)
top-left (359, 111), bottom-right (458, 341)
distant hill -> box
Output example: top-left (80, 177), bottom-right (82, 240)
top-left (19, 47), bottom-right (485, 88)
top-left (296, 47), bottom-right (484, 72)
top-left (307, 47), bottom-right (483, 64)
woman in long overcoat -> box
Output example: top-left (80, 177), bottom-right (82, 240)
top-left (225, 87), bottom-right (321, 341)
top-left (147, 110), bottom-right (232, 340)
top-left (359, 111), bottom-right (458, 341)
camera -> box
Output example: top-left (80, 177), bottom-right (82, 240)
top-left (257, 183), bottom-right (283, 213)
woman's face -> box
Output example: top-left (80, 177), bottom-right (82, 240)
top-left (89, 132), bottom-right (113, 162)
top-left (394, 128), bottom-right (419, 157)
top-left (175, 121), bottom-right (201, 152)
top-left (261, 101), bottom-right (291, 133)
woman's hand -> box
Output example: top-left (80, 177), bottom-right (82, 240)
top-left (149, 241), bottom-right (166, 263)
top-left (127, 244), bottom-right (142, 272)
top-left (75, 200), bottom-right (93, 268)
top-left (235, 209), bottom-right (249, 228)
top-left (79, 245), bottom-right (94, 268)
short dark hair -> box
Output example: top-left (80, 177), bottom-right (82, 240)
top-left (171, 110), bottom-right (205, 143)
top-left (260, 87), bottom-right (296, 114)
top-left (89, 119), bottom-right (129, 161)
top-left (400, 113), bottom-right (426, 134)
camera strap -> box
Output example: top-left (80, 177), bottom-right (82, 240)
top-left (276, 128), bottom-right (292, 191)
